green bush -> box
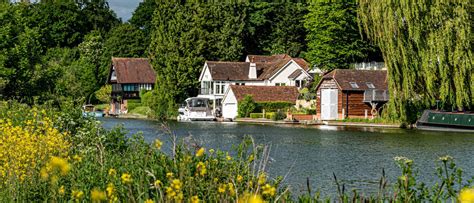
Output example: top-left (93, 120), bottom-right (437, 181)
top-left (238, 95), bottom-right (256, 118)
top-left (255, 102), bottom-right (293, 112)
top-left (250, 113), bottom-right (263, 118)
top-left (129, 106), bottom-right (154, 116)
top-left (271, 111), bottom-right (287, 121)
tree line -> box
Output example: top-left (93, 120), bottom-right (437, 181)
top-left (1, 0), bottom-right (471, 123)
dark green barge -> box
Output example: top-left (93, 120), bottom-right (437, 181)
top-left (417, 110), bottom-right (474, 131)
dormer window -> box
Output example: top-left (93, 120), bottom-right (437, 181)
top-left (349, 82), bottom-right (359, 88)
top-left (366, 82), bottom-right (375, 89)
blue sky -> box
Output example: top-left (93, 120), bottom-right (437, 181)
top-left (108, 0), bottom-right (142, 22)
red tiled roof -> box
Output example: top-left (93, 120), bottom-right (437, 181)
top-left (111, 58), bottom-right (156, 84)
top-left (321, 69), bottom-right (388, 91)
top-left (206, 54), bottom-right (310, 81)
top-left (229, 85), bottom-right (299, 103)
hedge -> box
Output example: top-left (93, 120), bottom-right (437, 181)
top-left (249, 112), bottom-right (275, 119)
top-left (255, 102), bottom-right (294, 112)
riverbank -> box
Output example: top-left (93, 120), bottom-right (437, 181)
top-left (235, 118), bottom-right (402, 128)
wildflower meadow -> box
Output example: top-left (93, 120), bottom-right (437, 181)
top-left (0, 100), bottom-right (473, 202)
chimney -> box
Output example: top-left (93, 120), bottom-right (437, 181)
top-left (248, 62), bottom-right (257, 79)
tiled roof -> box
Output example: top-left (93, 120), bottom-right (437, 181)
top-left (321, 69), bottom-right (388, 91)
top-left (206, 54), bottom-right (309, 81)
top-left (111, 58), bottom-right (156, 84)
top-left (288, 69), bottom-right (303, 79)
top-left (229, 85), bottom-right (299, 103)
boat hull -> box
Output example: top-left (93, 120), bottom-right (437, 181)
top-left (416, 110), bottom-right (474, 132)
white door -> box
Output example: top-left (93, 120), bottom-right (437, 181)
top-left (223, 103), bottom-right (237, 119)
top-left (321, 89), bottom-right (338, 120)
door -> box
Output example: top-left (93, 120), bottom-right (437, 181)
top-left (321, 89), bottom-right (338, 120)
top-left (223, 103), bottom-right (237, 119)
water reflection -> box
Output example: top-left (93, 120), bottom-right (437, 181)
top-left (99, 118), bottom-right (474, 196)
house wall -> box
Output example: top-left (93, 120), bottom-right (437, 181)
top-left (222, 89), bottom-right (238, 119)
top-left (269, 61), bottom-right (308, 86)
top-left (343, 91), bottom-right (372, 118)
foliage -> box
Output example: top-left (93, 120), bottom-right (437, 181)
top-left (0, 102), bottom-right (473, 201)
top-left (95, 85), bottom-right (111, 104)
top-left (358, 0), bottom-right (473, 123)
top-left (238, 95), bottom-right (256, 118)
top-left (129, 106), bottom-right (153, 116)
top-left (271, 110), bottom-right (287, 121)
top-left (255, 101), bottom-right (294, 113)
top-left (341, 117), bottom-right (399, 125)
top-left (304, 1), bottom-right (381, 71)
top-left (250, 112), bottom-right (275, 119)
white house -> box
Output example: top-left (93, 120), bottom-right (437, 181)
top-left (198, 54), bottom-right (312, 112)
top-left (221, 85), bottom-right (300, 120)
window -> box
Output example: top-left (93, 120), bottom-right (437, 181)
top-left (235, 83), bottom-right (245, 86)
top-left (276, 83), bottom-right (286, 86)
top-left (295, 80), bottom-right (306, 88)
top-left (110, 71), bottom-right (117, 81)
top-left (366, 82), bottom-right (375, 89)
top-left (214, 81), bottom-right (226, 94)
top-left (349, 82), bottom-right (359, 88)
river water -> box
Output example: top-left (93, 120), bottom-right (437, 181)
top-left (99, 118), bottom-right (474, 196)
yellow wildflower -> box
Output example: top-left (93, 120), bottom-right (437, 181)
top-left (90, 188), bottom-right (107, 202)
top-left (154, 139), bottom-right (163, 150)
top-left (108, 168), bottom-right (117, 177)
top-left (171, 179), bottom-right (182, 190)
top-left (228, 182), bottom-right (235, 196)
top-left (218, 184), bottom-right (226, 193)
top-left (196, 148), bottom-right (205, 157)
top-left (248, 154), bottom-right (254, 162)
top-left (106, 183), bottom-right (115, 197)
top-left (196, 162), bottom-right (207, 176)
top-left (73, 154), bottom-right (82, 163)
top-left (459, 187), bottom-right (474, 203)
top-left (209, 149), bottom-right (215, 154)
top-left (191, 195), bottom-right (200, 203)
top-left (237, 175), bottom-right (243, 182)
top-left (49, 156), bottom-right (71, 175)
top-left (261, 183), bottom-right (276, 196)
top-left (166, 172), bottom-right (173, 179)
top-left (121, 173), bottom-right (133, 184)
top-left (257, 173), bottom-right (266, 185)
top-left (71, 190), bottom-right (84, 200)
top-left (226, 152), bottom-right (232, 161)
top-left (154, 179), bottom-right (162, 188)
top-left (58, 185), bottom-right (65, 195)
top-left (144, 199), bottom-right (154, 203)
top-left (214, 178), bottom-right (219, 183)
top-left (238, 193), bottom-right (263, 203)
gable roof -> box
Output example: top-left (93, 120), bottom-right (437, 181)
top-left (229, 85), bottom-right (299, 103)
top-left (205, 54), bottom-right (310, 81)
top-left (319, 69), bottom-right (388, 91)
top-left (111, 58), bottom-right (156, 84)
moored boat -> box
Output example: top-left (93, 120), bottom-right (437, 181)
top-left (416, 110), bottom-right (474, 132)
top-left (82, 104), bottom-right (105, 118)
top-left (177, 97), bottom-right (216, 121)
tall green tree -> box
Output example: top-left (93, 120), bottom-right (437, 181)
top-left (358, 0), bottom-right (473, 123)
top-left (129, 0), bottom-right (156, 43)
top-left (0, 3), bottom-right (43, 102)
top-left (304, 1), bottom-right (380, 70)
top-left (266, 3), bottom-right (307, 57)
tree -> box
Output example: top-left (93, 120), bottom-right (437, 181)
top-left (358, 0), bottom-right (473, 123)
top-left (129, 0), bottom-right (156, 43)
top-left (95, 85), bottom-right (111, 103)
top-left (266, 3), bottom-right (307, 57)
top-left (304, 1), bottom-right (381, 70)
top-left (238, 95), bottom-right (256, 118)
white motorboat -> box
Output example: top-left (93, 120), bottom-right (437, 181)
top-left (177, 97), bottom-right (216, 121)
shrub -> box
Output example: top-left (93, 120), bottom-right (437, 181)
top-left (238, 95), bottom-right (256, 118)
top-left (271, 110), bottom-right (287, 121)
top-left (255, 102), bottom-right (293, 112)
top-left (250, 113), bottom-right (263, 118)
top-left (95, 85), bottom-right (111, 104)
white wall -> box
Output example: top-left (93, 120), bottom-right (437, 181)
top-left (199, 64), bottom-right (212, 81)
top-left (268, 61), bottom-right (310, 86)
top-left (222, 89), bottom-right (238, 119)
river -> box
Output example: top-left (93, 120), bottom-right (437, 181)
top-left (99, 118), bottom-right (474, 196)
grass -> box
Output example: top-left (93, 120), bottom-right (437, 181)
top-left (94, 103), bottom-right (109, 110)
top-left (340, 117), bottom-right (400, 125)
top-left (129, 106), bottom-right (153, 116)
